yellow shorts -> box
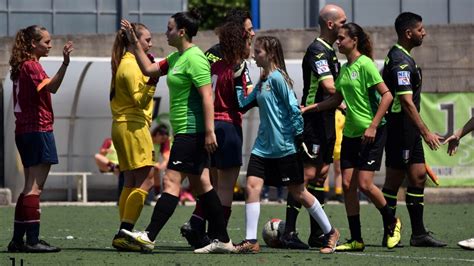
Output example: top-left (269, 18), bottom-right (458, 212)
top-left (112, 121), bottom-right (154, 171)
top-left (333, 109), bottom-right (345, 161)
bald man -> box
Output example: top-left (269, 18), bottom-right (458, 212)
top-left (281, 4), bottom-right (347, 249)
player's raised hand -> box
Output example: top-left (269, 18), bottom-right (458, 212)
top-left (442, 134), bottom-right (460, 156)
top-left (62, 41), bottom-right (73, 65)
top-left (120, 19), bottom-right (138, 44)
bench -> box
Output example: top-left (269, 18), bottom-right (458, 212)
top-left (48, 172), bottom-right (92, 202)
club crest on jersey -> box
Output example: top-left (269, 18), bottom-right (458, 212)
top-left (397, 71), bottom-right (410, 85)
top-left (315, 60), bottom-right (329, 74)
top-left (350, 71), bottom-right (358, 80)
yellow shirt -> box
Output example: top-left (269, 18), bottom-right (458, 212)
top-left (110, 52), bottom-right (155, 126)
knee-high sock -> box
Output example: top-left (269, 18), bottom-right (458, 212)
top-left (306, 197), bottom-right (331, 235)
top-left (307, 184), bottom-right (324, 235)
top-left (23, 194), bottom-right (41, 245)
top-left (189, 198), bottom-right (206, 232)
top-left (199, 189), bottom-right (229, 242)
top-left (146, 193), bottom-right (179, 241)
top-left (245, 202), bottom-right (260, 240)
top-left (13, 193), bottom-right (26, 242)
top-left (382, 188), bottom-right (398, 235)
top-left (284, 193), bottom-right (301, 233)
top-left (406, 187), bottom-right (426, 236)
top-left (348, 215), bottom-right (362, 242)
top-left (223, 206), bottom-right (232, 228)
top-left (122, 188), bottom-right (148, 225)
top-left (118, 187), bottom-right (133, 220)
top-left (378, 204), bottom-right (396, 233)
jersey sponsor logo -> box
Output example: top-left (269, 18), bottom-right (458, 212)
top-left (397, 71), bottom-right (411, 85)
top-left (315, 60), bottom-right (330, 74)
top-left (399, 64), bottom-right (409, 70)
top-left (350, 71), bottom-right (358, 80)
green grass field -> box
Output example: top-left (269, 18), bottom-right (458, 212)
top-left (1, 203), bottom-right (473, 265)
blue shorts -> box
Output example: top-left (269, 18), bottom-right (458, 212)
top-left (16, 131), bottom-right (58, 168)
top-left (210, 121), bottom-right (243, 169)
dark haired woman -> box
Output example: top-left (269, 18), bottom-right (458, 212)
top-left (303, 23), bottom-right (401, 251)
top-left (120, 10), bottom-right (234, 254)
top-left (8, 25), bottom-right (73, 253)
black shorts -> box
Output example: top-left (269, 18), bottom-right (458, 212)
top-left (385, 116), bottom-right (425, 169)
top-left (340, 125), bottom-right (386, 171)
top-left (167, 133), bottom-right (208, 175)
top-left (302, 113), bottom-right (336, 165)
top-left (246, 153), bottom-right (304, 186)
top-left (210, 121), bottom-right (243, 169)
top-left (16, 131), bottom-right (58, 168)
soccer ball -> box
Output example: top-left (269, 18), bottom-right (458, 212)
top-left (262, 218), bottom-right (285, 248)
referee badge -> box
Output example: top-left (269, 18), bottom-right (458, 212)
top-left (397, 71), bottom-right (411, 85)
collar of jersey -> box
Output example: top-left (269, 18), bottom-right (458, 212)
top-left (316, 38), bottom-right (334, 51)
top-left (395, 44), bottom-right (412, 58)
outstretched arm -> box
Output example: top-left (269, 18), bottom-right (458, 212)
top-left (443, 117), bottom-right (474, 156)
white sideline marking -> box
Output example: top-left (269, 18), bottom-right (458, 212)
top-left (341, 252), bottom-right (474, 263)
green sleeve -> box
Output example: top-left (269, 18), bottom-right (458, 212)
top-left (363, 59), bottom-right (384, 89)
top-left (188, 52), bottom-right (211, 88)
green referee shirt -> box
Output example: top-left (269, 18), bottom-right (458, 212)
top-left (335, 55), bottom-right (385, 138)
top-left (165, 46), bottom-right (211, 134)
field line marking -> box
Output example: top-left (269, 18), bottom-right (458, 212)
top-left (341, 252), bottom-right (474, 263)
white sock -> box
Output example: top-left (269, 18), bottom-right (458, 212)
top-left (306, 198), bottom-right (332, 234)
top-left (245, 202), bottom-right (260, 240)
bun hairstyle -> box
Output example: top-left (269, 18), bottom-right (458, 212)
top-left (110, 22), bottom-right (148, 100)
top-left (9, 25), bottom-right (47, 81)
top-left (172, 8), bottom-right (202, 40)
top-left (341, 23), bottom-right (373, 60)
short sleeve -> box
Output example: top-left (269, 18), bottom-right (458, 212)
top-left (189, 52), bottom-right (211, 88)
top-left (362, 60), bottom-right (384, 89)
top-left (306, 46), bottom-right (333, 81)
top-left (23, 61), bottom-right (50, 90)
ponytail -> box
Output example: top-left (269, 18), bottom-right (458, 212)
top-left (110, 22), bottom-right (148, 99)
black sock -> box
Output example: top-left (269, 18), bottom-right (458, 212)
top-left (382, 188), bottom-right (398, 236)
top-left (199, 189), bottom-right (229, 243)
top-left (284, 193), bottom-right (301, 233)
top-left (406, 187), bottom-right (426, 236)
top-left (382, 188), bottom-right (398, 215)
top-left (307, 184), bottom-right (324, 236)
top-left (378, 204), bottom-right (396, 231)
top-left (13, 222), bottom-right (26, 243)
top-left (25, 222), bottom-right (40, 245)
top-left (348, 215), bottom-right (362, 242)
top-left (119, 222), bottom-right (134, 232)
top-left (145, 193), bottom-right (179, 241)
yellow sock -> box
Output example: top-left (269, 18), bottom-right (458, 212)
top-left (122, 188), bottom-right (148, 224)
top-left (335, 187), bottom-right (343, 195)
top-left (118, 187), bottom-right (133, 220)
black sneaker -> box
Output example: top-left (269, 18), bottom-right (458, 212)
top-left (7, 240), bottom-right (25, 252)
top-left (24, 240), bottom-right (61, 253)
top-left (308, 234), bottom-right (325, 248)
top-left (180, 222), bottom-right (210, 249)
top-left (280, 231), bottom-right (309, 249)
top-left (410, 232), bottom-right (447, 247)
